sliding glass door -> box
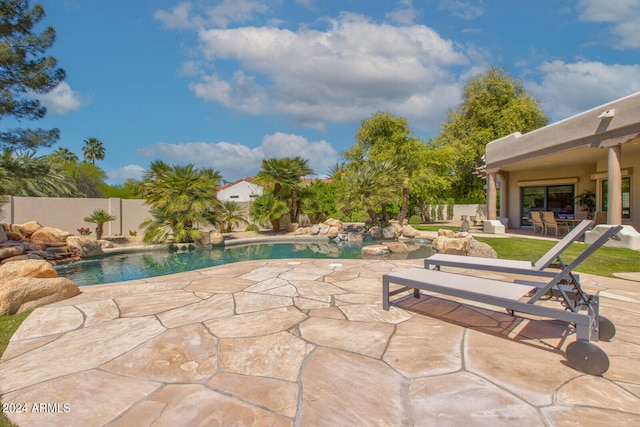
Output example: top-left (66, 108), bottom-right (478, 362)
top-left (521, 185), bottom-right (575, 226)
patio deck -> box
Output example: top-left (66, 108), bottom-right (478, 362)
top-left (1, 258), bottom-right (639, 426)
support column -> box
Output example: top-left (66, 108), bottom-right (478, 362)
top-left (607, 145), bottom-right (622, 225)
top-left (487, 172), bottom-right (497, 220)
top-left (498, 173), bottom-right (507, 220)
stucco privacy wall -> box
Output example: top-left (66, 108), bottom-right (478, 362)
top-left (2, 197), bottom-right (150, 236)
top-left (1, 196), bottom-right (488, 236)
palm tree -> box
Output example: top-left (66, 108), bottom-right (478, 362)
top-left (249, 192), bottom-right (289, 232)
top-left (219, 201), bottom-right (246, 233)
top-left (82, 137), bottom-right (105, 166)
top-left (0, 150), bottom-right (77, 197)
top-left (140, 162), bottom-right (222, 243)
top-left (84, 209), bottom-right (117, 239)
top-left (255, 156), bottom-right (314, 224)
top-left (337, 160), bottom-right (401, 226)
top-left (50, 147), bottom-right (78, 164)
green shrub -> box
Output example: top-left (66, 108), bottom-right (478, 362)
top-left (244, 224), bottom-right (259, 232)
top-left (409, 215), bottom-right (421, 225)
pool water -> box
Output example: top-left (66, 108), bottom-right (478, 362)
top-left (56, 241), bottom-right (434, 286)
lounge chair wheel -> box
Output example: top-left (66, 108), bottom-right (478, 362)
top-left (598, 316), bottom-right (616, 341)
top-left (566, 340), bottom-right (609, 375)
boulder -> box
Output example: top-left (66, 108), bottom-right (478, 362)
top-left (368, 226), bottom-right (383, 239)
top-left (466, 239), bottom-right (497, 258)
top-left (6, 232), bottom-right (23, 241)
top-left (382, 223), bottom-right (402, 239)
top-left (361, 245), bottom-right (390, 257)
top-left (319, 224), bottom-right (331, 235)
top-left (433, 236), bottom-right (472, 255)
top-left (294, 227), bottom-right (308, 235)
top-left (210, 231), bottom-right (224, 245)
top-left (309, 224), bottom-right (322, 235)
top-left (0, 254), bottom-right (44, 264)
top-left (0, 277), bottom-right (80, 315)
top-left (0, 227), bottom-right (6, 243)
top-left (324, 218), bottom-right (343, 228)
top-left (67, 236), bottom-right (104, 258)
top-left (401, 225), bottom-right (419, 238)
top-left (19, 221), bottom-right (43, 237)
top-left (0, 259), bottom-right (58, 282)
top-left (382, 241), bottom-right (410, 254)
top-left (97, 240), bottom-right (114, 249)
top-left (0, 242), bottom-right (28, 260)
top-left (286, 223), bottom-right (300, 232)
top-left (437, 229), bottom-right (455, 238)
top-left (30, 227), bottom-right (72, 245)
top-left (327, 226), bottom-right (340, 239)
top-left (347, 231), bottom-right (364, 243)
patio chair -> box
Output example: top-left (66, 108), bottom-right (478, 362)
top-left (423, 219), bottom-right (594, 280)
top-left (594, 211), bottom-right (607, 225)
top-left (531, 211), bottom-right (545, 234)
top-left (383, 224), bottom-right (622, 375)
top-left (542, 211), bottom-right (569, 236)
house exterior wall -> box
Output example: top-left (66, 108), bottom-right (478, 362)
top-left (217, 181), bottom-right (263, 203)
top-left (501, 150), bottom-right (639, 230)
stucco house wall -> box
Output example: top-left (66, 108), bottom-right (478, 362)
top-left (486, 91), bottom-right (640, 234)
top-left (217, 179), bottom-right (263, 203)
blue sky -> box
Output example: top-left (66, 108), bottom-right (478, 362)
top-left (19, 0), bottom-right (640, 184)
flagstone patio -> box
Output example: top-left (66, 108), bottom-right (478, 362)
top-left (1, 258), bottom-right (639, 426)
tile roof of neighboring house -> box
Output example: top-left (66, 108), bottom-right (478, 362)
top-left (218, 177), bottom-right (256, 191)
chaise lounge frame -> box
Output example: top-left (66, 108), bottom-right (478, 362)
top-left (423, 219), bottom-right (594, 279)
top-left (382, 225), bottom-right (623, 375)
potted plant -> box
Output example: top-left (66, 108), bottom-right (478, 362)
top-left (575, 190), bottom-right (596, 219)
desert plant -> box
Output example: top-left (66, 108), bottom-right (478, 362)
top-left (83, 209), bottom-right (116, 239)
top-left (244, 224), bottom-right (259, 232)
top-left (77, 227), bottom-right (91, 236)
top-left (409, 215), bottom-right (421, 225)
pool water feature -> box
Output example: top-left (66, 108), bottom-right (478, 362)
top-left (56, 240), bottom-right (434, 286)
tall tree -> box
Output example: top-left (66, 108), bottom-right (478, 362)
top-left (437, 67), bottom-right (548, 202)
top-left (0, 0), bottom-right (66, 150)
top-left (82, 137), bottom-right (105, 165)
top-left (50, 147), bottom-right (78, 163)
top-left (140, 162), bottom-right (222, 243)
top-left (343, 112), bottom-right (426, 223)
top-left (254, 156), bottom-right (314, 227)
top-left (337, 160), bottom-right (401, 226)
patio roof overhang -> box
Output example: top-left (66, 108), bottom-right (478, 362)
top-left (485, 91), bottom-right (640, 173)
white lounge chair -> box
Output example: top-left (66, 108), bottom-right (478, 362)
top-left (424, 219), bottom-right (594, 280)
top-left (382, 224), bottom-right (622, 375)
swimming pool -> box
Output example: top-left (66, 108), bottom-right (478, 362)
top-left (56, 240), bottom-right (434, 286)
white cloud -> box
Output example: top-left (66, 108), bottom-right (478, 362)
top-left (432, 0), bottom-right (485, 20)
top-left (135, 132), bottom-right (338, 181)
top-left (188, 13), bottom-right (471, 133)
top-left (386, 0), bottom-right (419, 25)
top-left (34, 82), bottom-right (89, 115)
top-left (527, 60), bottom-right (640, 120)
top-left (106, 164), bottom-right (146, 184)
top-left (154, 0), bottom-right (269, 30)
top-left (577, 0), bottom-right (640, 49)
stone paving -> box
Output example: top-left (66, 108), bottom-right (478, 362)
top-left (1, 258), bottom-right (639, 426)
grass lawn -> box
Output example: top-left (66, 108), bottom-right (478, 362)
top-left (0, 311), bottom-right (30, 427)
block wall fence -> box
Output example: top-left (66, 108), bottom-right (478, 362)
top-left (1, 196), bottom-right (487, 236)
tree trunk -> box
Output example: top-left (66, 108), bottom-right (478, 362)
top-left (96, 223), bottom-right (103, 240)
top-left (367, 209), bottom-right (379, 227)
top-left (381, 202), bottom-right (389, 223)
top-left (398, 186), bottom-right (410, 224)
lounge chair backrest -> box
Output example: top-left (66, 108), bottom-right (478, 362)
top-left (529, 225), bottom-right (623, 303)
top-left (533, 219), bottom-right (594, 270)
